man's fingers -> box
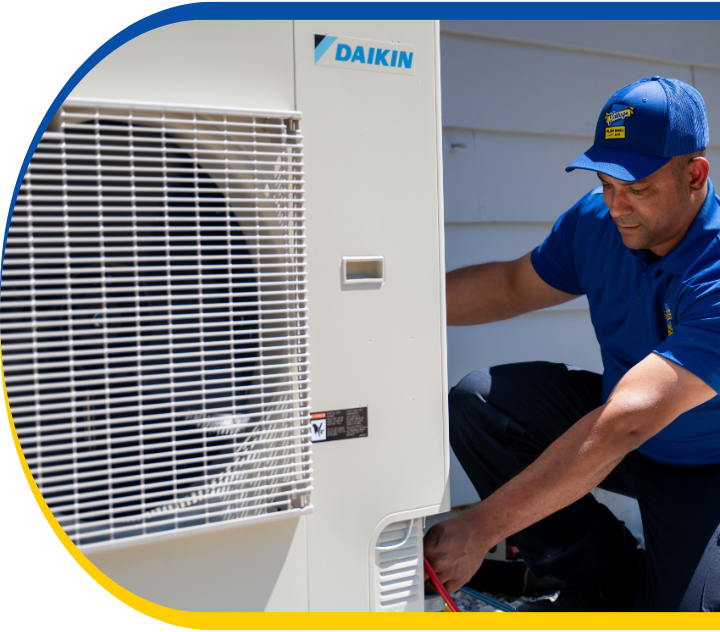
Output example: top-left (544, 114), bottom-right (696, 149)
top-left (423, 515), bottom-right (486, 598)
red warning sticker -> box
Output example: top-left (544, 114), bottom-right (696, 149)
top-left (310, 407), bottom-right (368, 443)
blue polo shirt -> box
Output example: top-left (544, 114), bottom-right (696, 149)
top-left (531, 178), bottom-right (720, 466)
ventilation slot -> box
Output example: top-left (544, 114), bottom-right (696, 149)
top-left (374, 519), bottom-right (422, 611)
top-left (1, 100), bottom-right (312, 548)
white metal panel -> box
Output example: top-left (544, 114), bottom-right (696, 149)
top-left (69, 21), bottom-right (296, 112)
top-left (440, 34), bottom-right (694, 134)
top-left (441, 21), bottom-right (720, 70)
top-left (88, 515), bottom-right (309, 611)
top-left (295, 20), bottom-right (446, 611)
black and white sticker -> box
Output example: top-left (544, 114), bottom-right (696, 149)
top-left (310, 407), bottom-right (368, 443)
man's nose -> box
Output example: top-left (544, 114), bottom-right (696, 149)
top-left (607, 189), bottom-right (632, 217)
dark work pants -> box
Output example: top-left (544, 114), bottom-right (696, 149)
top-left (449, 362), bottom-right (720, 612)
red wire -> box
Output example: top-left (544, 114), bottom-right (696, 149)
top-left (423, 556), bottom-right (461, 612)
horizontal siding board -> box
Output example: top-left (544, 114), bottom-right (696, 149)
top-left (440, 33), bottom-right (693, 133)
top-left (474, 131), bottom-right (600, 222)
top-left (708, 147), bottom-right (720, 169)
top-left (442, 129), bottom-right (480, 222)
top-left (443, 128), bottom-right (598, 223)
top-left (694, 67), bottom-right (720, 148)
top-left (444, 222), bottom-right (553, 269)
top-left (440, 21), bottom-right (720, 71)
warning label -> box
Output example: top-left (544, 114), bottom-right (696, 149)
top-left (309, 407), bottom-right (368, 443)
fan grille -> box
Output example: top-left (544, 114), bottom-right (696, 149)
top-left (1, 101), bottom-right (312, 547)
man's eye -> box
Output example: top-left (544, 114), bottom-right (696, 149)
top-left (629, 188), bottom-right (646, 195)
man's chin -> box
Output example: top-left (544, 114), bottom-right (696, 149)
top-left (622, 240), bottom-right (644, 250)
top-left (618, 229), bottom-right (648, 250)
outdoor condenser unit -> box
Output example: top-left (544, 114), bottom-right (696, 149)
top-left (1, 20), bottom-right (449, 611)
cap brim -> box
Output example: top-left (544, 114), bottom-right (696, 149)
top-left (566, 145), bottom-right (671, 182)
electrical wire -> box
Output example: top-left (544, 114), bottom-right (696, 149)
top-left (459, 585), bottom-right (518, 612)
top-left (423, 556), bottom-right (461, 612)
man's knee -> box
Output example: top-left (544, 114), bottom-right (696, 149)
top-left (448, 369), bottom-right (492, 425)
top-left (448, 368), bottom-right (515, 451)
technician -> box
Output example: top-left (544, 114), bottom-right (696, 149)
top-left (424, 76), bottom-right (720, 612)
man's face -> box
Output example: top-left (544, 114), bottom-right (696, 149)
top-left (597, 159), bottom-right (693, 257)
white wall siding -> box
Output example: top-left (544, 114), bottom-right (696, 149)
top-left (696, 66), bottom-right (720, 139)
top-left (444, 130), bottom-right (600, 223)
top-left (440, 35), bottom-right (693, 136)
top-left (441, 21), bottom-right (720, 71)
top-left (440, 21), bottom-right (720, 527)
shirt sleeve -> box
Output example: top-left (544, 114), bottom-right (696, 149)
top-left (654, 242), bottom-right (720, 393)
top-left (530, 194), bottom-right (589, 296)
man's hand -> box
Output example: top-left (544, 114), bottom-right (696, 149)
top-left (423, 509), bottom-right (491, 594)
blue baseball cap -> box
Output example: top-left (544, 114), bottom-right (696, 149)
top-left (566, 76), bottom-right (709, 182)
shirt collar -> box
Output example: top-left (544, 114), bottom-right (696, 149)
top-left (658, 177), bottom-right (720, 275)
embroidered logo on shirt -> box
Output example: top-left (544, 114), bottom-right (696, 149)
top-left (605, 104), bottom-right (634, 140)
top-left (663, 302), bottom-right (674, 336)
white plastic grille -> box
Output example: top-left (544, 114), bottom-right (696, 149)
top-left (1, 100), bottom-right (312, 548)
top-left (374, 519), bottom-right (423, 611)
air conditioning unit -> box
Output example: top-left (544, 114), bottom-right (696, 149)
top-left (1, 20), bottom-right (449, 612)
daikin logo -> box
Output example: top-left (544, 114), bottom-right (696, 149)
top-left (314, 34), bottom-right (415, 76)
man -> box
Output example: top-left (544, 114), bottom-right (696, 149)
top-left (424, 76), bottom-right (720, 612)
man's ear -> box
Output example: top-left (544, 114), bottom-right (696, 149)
top-left (688, 156), bottom-right (710, 192)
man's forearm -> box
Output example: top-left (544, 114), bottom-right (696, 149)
top-left (464, 403), bottom-right (630, 553)
top-left (424, 403), bottom-right (634, 593)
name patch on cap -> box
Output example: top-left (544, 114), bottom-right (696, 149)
top-left (605, 104), bottom-right (634, 140)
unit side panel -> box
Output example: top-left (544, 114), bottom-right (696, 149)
top-left (295, 20), bottom-right (445, 611)
top-left (87, 517), bottom-right (308, 611)
top-left (70, 21), bottom-right (296, 111)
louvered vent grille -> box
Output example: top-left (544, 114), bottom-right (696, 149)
top-left (374, 519), bottom-right (422, 611)
top-left (1, 101), bottom-right (312, 548)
